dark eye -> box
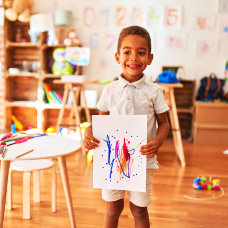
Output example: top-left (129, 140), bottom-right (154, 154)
top-left (138, 51), bottom-right (146, 55)
top-left (124, 51), bottom-right (130, 54)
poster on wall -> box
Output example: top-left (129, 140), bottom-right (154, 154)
top-left (218, 0), bottom-right (228, 13)
top-left (165, 34), bottom-right (187, 51)
top-left (92, 115), bottom-right (147, 192)
top-left (193, 15), bottom-right (215, 30)
top-left (196, 39), bottom-right (218, 56)
top-left (147, 6), bottom-right (163, 29)
top-left (219, 19), bottom-right (228, 36)
top-left (164, 6), bottom-right (182, 28)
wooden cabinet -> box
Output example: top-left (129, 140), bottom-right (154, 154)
top-left (3, 18), bottom-right (81, 132)
top-left (167, 79), bottom-right (196, 140)
top-left (194, 102), bottom-right (228, 145)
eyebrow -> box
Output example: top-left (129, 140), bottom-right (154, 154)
top-left (122, 47), bottom-right (147, 51)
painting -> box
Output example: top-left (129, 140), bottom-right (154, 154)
top-left (65, 47), bottom-right (90, 66)
top-left (165, 35), bottom-right (187, 51)
top-left (196, 39), bottom-right (218, 56)
top-left (218, 0), bottom-right (228, 13)
top-left (92, 115), bottom-right (147, 192)
top-left (193, 15), bottom-right (215, 30)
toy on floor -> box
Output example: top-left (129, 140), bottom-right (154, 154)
top-left (193, 176), bottom-right (220, 191)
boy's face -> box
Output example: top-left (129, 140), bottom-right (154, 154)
top-left (115, 35), bottom-right (153, 82)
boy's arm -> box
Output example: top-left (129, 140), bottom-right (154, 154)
top-left (84, 111), bottom-right (109, 149)
top-left (140, 112), bottom-right (169, 158)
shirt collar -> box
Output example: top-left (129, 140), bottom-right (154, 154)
top-left (118, 74), bottom-right (146, 89)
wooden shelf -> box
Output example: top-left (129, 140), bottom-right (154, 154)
top-left (3, 18), bottom-right (84, 131)
top-left (5, 101), bottom-right (38, 108)
top-left (6, 41), bottom-right (41, 48)
top-left (5, 72), bottom-right (40, 78)
top-left (41, 74), bottom-right (61, 80)
top-left (42, 44), bottom-right (81, 49)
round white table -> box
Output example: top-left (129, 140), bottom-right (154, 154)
top-left (0, 135), bottom-right (81, 228)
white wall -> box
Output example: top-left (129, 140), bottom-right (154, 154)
top-left (34, 0), bottom-right (228, 91)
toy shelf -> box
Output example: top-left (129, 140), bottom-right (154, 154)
top-left (194, 102), bottom-right (228, 145)
top-left (3, 17), bottom-right (84, 132)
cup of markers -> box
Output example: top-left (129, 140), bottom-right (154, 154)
top-left (0, 142), bottom-right (8, 158)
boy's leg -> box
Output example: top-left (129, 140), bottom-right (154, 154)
top-left (129, 202), bottom-right (150, 228)
top-left (103, 199), bottom-right (124, 228)
top-left (128, 169), bottom-right (153, 227)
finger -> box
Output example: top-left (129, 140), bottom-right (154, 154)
top-left (85, 142), bottom-right (98, 150)
top-left (90, 136), bottom-right (100, 143)
top-left (84, 138), bottom-right (99, 149)
top-left (140, 145), bottom-right (157, 154)
top-left (146, 153), bottom-right (156, 158)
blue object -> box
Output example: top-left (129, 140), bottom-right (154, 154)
top-left (11, 124), bottom-right (16, 134)
top-left (158, 71), bottom-right (179, 83)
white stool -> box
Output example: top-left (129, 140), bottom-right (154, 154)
top-left (7, 159), bottom-right (57, 219)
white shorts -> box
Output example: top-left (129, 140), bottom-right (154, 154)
top-left (102, 169), bottom-right (153, 207)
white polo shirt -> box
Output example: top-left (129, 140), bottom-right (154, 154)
top-left (97, 74), bottom-right (169, 169)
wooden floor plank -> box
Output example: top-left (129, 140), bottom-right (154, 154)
top-left (2, 140), bottom-right (228, 227)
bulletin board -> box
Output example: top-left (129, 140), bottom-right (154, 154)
top-left (34, 0), bottom-right (228, 85)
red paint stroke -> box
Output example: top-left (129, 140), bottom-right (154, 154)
top-left (123, 138), bottom-right (129, 161)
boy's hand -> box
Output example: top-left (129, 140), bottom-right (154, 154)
top-left (84, 125), bottom-right (100, 150)
top-left (139, 138), bottom-right (160, 158)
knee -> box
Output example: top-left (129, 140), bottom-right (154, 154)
top-left (106, 200), bottom-right (124, 218)
top-left (129, 202), bottom-right (148, 219)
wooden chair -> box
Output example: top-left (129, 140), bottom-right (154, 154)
top-left (7, 159), bottom-right (57, 219)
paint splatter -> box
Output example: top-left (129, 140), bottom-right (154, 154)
top-left (103, 134), bottom-right (146, 182)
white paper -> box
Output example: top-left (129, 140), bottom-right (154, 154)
top-left (65, 47), bottom-right (90, 66)
top-left (92, 115), bottom-right (147, 192)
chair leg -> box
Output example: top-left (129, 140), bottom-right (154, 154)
top-left (33, 171), bottom-right (40, 203)
top-left (23, 172), bottom-right (31, 219)
top-left (6, 168), bottom-right (13, 210)
top-left (51, 167), bottom-right (57, 212)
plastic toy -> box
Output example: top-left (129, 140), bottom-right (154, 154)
top-left (193, 176), bottom-right (220, 191)
top-left (22, 128), bottom-right (42, 134)
top-left (11, 115), bottom-right (23, 131)
top-left (64, 29), bottom-right (81, 46)
top-left (45, 126), bottom-right (56, 134)
top-left (50, 48), bottom-right (75, 75)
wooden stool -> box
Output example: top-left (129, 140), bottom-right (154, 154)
top-left (7, 159), bottom-right (57, 219)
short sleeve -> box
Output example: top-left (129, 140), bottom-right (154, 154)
top-left (96, 86), bottom-right (109, 112)
top-left (154, 86), bottom-right (169, 114)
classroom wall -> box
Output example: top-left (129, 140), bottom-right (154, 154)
top-left (34, 0), bottom-right (228, 88)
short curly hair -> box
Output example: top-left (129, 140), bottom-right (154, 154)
top-left (117, 25), bottom-right (151, 55)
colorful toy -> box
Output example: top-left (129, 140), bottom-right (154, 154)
top-left (193, 176), bottom-right (220, 191)
top-left (64, 29), bottom-right (81, 46)
top-left (45, 126), bottom-right (56, 134)
top-left (11, 115), bottom-right (23, 131)
top-left (50, 48), bottom-right (75, 75)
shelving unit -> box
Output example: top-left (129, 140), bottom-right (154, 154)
top-left (3, 18), bottom-right (82, 132)
top-left (167, 79), bottom-right (196, 140)
top-left (194, 101), bottom-right (228, 145)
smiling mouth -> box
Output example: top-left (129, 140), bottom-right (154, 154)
top-left (127, 64), bottom-right (141, 70)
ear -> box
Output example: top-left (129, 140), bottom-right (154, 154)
top-left (147, 54), bottom-right (153, 65)
top-left (115, 52), bottom-right (120, 64)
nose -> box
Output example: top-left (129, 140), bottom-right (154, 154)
top-left (130, 52), bottom-right (137, 61)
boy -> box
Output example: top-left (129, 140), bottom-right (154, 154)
top-left (84, 25), bottom-right (169, 228)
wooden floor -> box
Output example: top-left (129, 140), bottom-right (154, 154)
top-left (2, 140), bottom-right (228, 228)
